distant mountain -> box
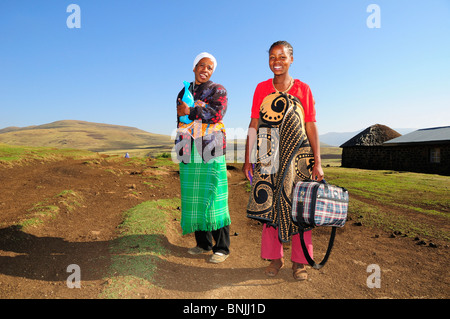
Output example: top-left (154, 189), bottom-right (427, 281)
top-left (0, 120), bottom-right (174, 157)
top-left (320, 128), bottom-right (417, 147)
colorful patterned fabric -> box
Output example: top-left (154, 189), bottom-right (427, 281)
top-left (177, 120), bottom-right (225, 140)
top-left (179, 143), bottom-right (230, 235)
top-left (175, 80), bottom-right (227, 163)
top-left (247, 92), bottom-right (315, 242)
top-left (292, 181), bottom-right (349, 228)
top-left (250, 79), bottom-right (316, 122)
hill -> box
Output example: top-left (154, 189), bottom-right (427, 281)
top-left (0, 120), bottom-right (174, 157)
top-left (0, 120), bottom-right (343, 163)
top-left (0, 120), bottom-right (342, 162)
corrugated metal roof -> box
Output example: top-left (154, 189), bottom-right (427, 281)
top-left (384, 126), bottom-right (450, 145)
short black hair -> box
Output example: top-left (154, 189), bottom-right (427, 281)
top-left (269, 40), bottom-right (294, 57)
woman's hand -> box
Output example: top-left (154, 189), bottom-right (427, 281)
top-left (177, 99), bottom-right (190, 116)
top-left (311, 162), bottom-right (324, 181)
top-left (242, 161), bottom-right (254, 182)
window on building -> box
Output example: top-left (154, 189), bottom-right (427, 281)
top-left (430, 148), bottom-right (441, 163)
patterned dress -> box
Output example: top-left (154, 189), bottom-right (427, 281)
top-left (247, 91), bottom-right (315, 243)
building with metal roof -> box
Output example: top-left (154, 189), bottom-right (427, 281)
top-left (384, 126), bottom-right (450, 145)
top-left (340, 125), bottom-right (449, 175)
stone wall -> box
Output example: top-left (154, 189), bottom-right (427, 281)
top-left (341, 143), bottom-right (450, 175)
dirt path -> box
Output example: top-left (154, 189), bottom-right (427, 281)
top-left (0, 158), bottom-right (448, 299)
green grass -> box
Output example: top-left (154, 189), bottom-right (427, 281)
top-left (18, 205), bottom-right (59, 228)
top-left (19, 203), bottom-right (58, 229)
top-left (324, 167), bottom-right (450, 241)
top-left (153, 153), bottom-right (178, 168)
top-left (0, 143), bottom-right (98, 166)
top-left (100, 198), bottom-right (181, 299)
top-left (324, 167), bottom-right (449, 210)
top-left (56, 190), bottom-right (83, 212)
top-left (16, 190), bottom-right (83, 229)
top-left (320, 146), bottom-right (342, 167)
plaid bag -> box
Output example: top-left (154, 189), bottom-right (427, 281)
top-left (292, 180), bottom-right (349, 228)
top-left (291, 180), bottom-right (349, 269)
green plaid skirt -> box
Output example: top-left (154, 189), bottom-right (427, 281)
top-left (179, 144), bottom-right (230, 235)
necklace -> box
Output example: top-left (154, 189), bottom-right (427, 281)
top-left (272, 77), bottom-right (294, 93)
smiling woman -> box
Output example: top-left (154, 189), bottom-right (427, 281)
top-left (174, 52), bottom-right (231, 264)
top-left (244, 40), bottom-right (325, 281)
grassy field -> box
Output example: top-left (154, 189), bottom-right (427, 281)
top-left (324, 166), bottom-right (450, 241)
top-left (0, 143), bottom-right (98, 166)
top-left (321, 146), bottom-right (342, 166)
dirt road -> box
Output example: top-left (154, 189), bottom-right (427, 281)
top-left (0, 157), bottom-right (448, 299)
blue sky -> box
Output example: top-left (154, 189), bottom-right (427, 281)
top-left (1, 0), bottom-right (449, 138)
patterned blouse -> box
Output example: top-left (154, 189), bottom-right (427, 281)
top-left (175, 80), bottom-right (228, 163)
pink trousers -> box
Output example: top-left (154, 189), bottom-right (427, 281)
top-left (261, 224), bottom-right (313, 264)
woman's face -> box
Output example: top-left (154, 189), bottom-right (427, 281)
top-left (194, 57), bottom-right (214, 84)
top-left (269, 45), bottom-right (293, 76)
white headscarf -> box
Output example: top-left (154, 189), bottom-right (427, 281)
top-left (193, 52), bottom-right (217, 72)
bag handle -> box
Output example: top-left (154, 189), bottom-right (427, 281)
top-left (299, 227), bottom-right (336, 270)
top-left (305, 177), bottom-right (348, 193)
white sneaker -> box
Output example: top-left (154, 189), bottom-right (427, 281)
top-left (209, 253), bottom-right (229, 263)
